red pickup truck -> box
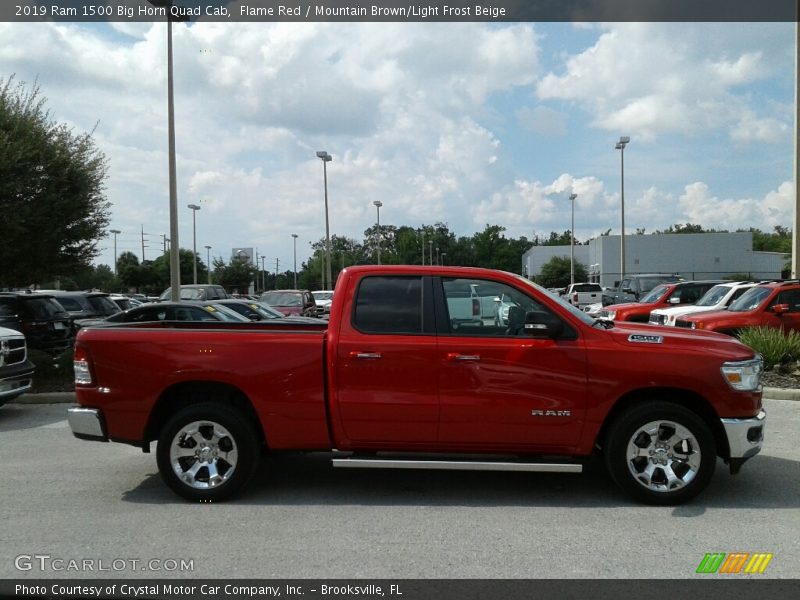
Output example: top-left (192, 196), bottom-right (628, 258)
top-left (68, 266), bottom-right (766, 505)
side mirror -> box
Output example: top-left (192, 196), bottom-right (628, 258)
top-left (668, 297), bottom-right (681, 304)
top-left (493, 296), bottom-right (501, 303)
top-left (772, 303), bottom-right (789, 315)
top-left (623, 287), bottom-right (633, 294)
top-left (523, 311), bottom-right (564, 339)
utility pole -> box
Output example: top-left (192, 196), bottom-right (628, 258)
top-left (275, 258), bottom-right (280, 288)
top-left (261, 256), bottom-right (266, 292)
top-left (141, 225), bottom-right (150, 261)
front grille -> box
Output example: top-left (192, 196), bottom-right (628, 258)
top-left (1, 337), bottom-right (26, 366)
top-left (675, 320), bottom-right (692, 329)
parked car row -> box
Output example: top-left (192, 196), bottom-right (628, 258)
top-left (596, 278), bottom-right (800, 336)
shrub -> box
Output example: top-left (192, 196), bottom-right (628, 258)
top-left (737, 327), bottom-right (800, 371)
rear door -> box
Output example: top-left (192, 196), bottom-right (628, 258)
top-left (332, 275), bottom-right (440, 446)
top-left (434, 276), bottom-right (588, 453)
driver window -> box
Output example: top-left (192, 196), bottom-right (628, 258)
top-left (441, 278), bottom-right (547, 336)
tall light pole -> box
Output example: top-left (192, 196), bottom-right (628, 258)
top-left (421, 230), bottom-right (425, 265)
top-left (615, 136), bottom-right (630, 282)
top-left (441, 252), bottom-right (446, 265)
top-left (110, 229), bottom-right (121, 276)
top-left (204, 245), bottom-right (211, 283)
top-left (373, 200), bottom-right (383, 264)
top-left (568, 193), bottom-right (577, 285)
top-left (187, 204), bottom-right (200, 284)
top-left (149, 0), bottom-right (184, 301)
top-left (316, 150), bottom-right (333, 290)
top-left (429, 240), bottom-right (433, 266)
top-left (291, 234), bottom-right (299, 288)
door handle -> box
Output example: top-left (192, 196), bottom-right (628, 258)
top-left (350, 352), bottom-right (382, 359)
top-left (446, 353), bottom-right (480, 362)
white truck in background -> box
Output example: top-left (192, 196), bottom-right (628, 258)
top-left (562, 283), bottom-right (603, 308)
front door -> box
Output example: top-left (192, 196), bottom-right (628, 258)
top-left (436, 277), bottom-right (588, 453)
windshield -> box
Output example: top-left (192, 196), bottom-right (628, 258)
top-left (514, 275), bottom-right (595, 327)
top-left (728, 287), bottom-right (772, 312)
top-left (313, 292), bottom-right (333, 301)
top-left (640, 284), bottom-right (669, 304)
top-left (255, 302), bottom-right (286, 318)
top-left (205, 304), bottom-right (250, 321)
top-left (88, 296), bottom-right (120, 316)
top-left (261, 291), bottom-right (302, 306)
top-left (695, 285), bottom-right (731, 307)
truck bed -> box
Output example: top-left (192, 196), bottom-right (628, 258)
top-left (75, 320), bottom-right (331, 449)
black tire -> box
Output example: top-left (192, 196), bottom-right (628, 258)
top-left (156, 402), bottom-right (260, 502)
top-left (604, 401), bottom-right (716, 505)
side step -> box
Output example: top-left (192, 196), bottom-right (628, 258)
top-left (332, 457), bottom-right (582, 474)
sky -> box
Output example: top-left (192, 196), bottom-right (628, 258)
top-left (1, 19), bottom-right (796, 271)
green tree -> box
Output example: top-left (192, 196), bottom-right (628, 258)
top-left (0, 76), bottom-right (110, 287)
top-left (537, 256), bottom-right (588, 289)
top-left (213, 256), bottom-right (257, 293)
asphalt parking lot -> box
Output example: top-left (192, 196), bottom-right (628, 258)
top-left (1, 398), bottom-right (798, 580)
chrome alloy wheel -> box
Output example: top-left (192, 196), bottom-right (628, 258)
top-left (625, 420), bottom-right (702, 492)
top-left (169, 420), bottom-right (238, 489)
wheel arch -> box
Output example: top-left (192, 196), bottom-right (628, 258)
top-left (596, 387), bottom-right (730, 459)
top-left (144, 381), bottom-right (266, 447)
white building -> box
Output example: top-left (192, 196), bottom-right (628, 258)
top-left (522, 232), bottom-right (786, 288)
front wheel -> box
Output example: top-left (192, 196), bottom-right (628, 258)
top-left (604, 402), bottom-right (716, 505)
top-left (156, 403), bottom-right (260, 502)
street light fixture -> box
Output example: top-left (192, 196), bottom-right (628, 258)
top-left (110, 229), bottom-right (121, 276)
top-left (615, 136), bottom-right (630, 282)
top-left (187, 203), bottom-right (200, 284)
top-left (204, 245), bottom-right (211, 284)
top-left (291, 234), bottom-right (299, 289)
top-left (373, 200), bottom-right (383, 264)
top-left (316, 150), bottom-right (333, 290)
top-left (568, 193), bottom-right (577, 285)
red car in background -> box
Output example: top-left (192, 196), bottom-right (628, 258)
top-left (599, 280), bottom-right (724, 322)
top-left (677, 281), bottom-right (800, 335)
top-left (259, 289), bottom-right (317, 317)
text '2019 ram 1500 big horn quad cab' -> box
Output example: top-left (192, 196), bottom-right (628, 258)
top-left (68, 266), bottom-right (766, 505)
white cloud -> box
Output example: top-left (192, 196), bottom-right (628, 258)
top-left (536, 23), bottom-right (790, 141)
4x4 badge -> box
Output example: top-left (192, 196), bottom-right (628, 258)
top-left (628, 334), bottom-right (663, 344)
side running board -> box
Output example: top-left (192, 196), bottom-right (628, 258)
top-left (331, 457), bottom-right (582, 473)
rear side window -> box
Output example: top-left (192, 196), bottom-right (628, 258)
top-left (353, 276), bottom-right (423, 334)
top-left (88, 296), bottom-right (119, 315)
top-left (573, 284), bottom-right (601, 292)
top-left (53, 297), bottom-right (84, 312)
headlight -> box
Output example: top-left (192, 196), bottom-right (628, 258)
top-left (721, 356), bottom-right (763, 391)
top-left (605, 310), bottom-right (616, 320)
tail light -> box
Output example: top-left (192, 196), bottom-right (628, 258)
top-left (73, 342), bottom-right (94, 386)
top-left (472, 298), bottom-right (480, 317)
top-left (572, 292), bottom-right (578, 303)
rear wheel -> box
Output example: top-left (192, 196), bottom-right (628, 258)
top-left (156, 403), bottom-right (260, 502)
top-left (604, 401), bottom-right (716, 505)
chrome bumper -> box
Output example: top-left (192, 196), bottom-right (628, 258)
top-left (721, 409), bottom-right (766, 460)
top-left (67, 407), bottom-right (108, 441)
